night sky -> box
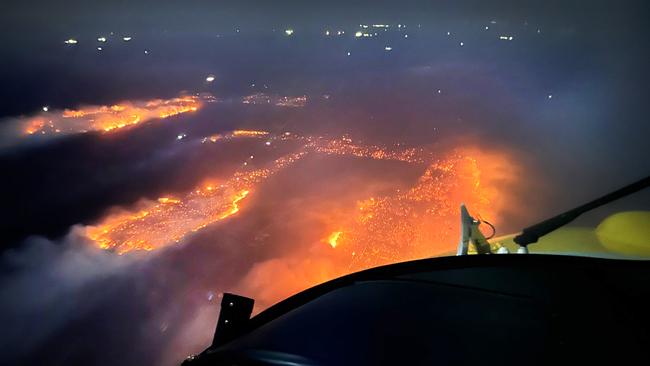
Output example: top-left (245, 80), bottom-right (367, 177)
top-left (1, 1), bottom-right (649, 365)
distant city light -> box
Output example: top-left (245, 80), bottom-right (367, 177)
top-left (384, 46), bottom-right (392, 51)
top-left (372, 24), bottom-right (389, 28)
top-left (284, 29), bottom-right (294, 36)
top-left (64, 39), bottom-right (78, 44)
top-left (42, 106), bottom-right (49, 112)
top-left (97, 47), bottom-right (103, 51)
top-left (499, 35), bottom-right (514, 41)
top-left (437, 89), bottom-right (442, 94)
top-left (97, 37), bottom-right (107, 42)
top-left (205, 75), bottom-right (216, 83)
top-left (459, 42), bottom-right (464, 46)
top-left (548, 94), bottom-right (553, 99)
top-left (355, 31), bottom-right (363, 37)
top-left (446, 31), bottom-right (451, 36)
top-left (337, 30), bottom-right (343, 36)
top-left (346, 51), bottom-right (351, 56)
top-left (122, 36), bottom-right (132, 41)
top-left (485, 26), bottom-right (489, 30)
top-left (325, 30), bottom-right (330, 36)
top-left (144, 49), bottom-right (149, 54)
top-left (404, 34), bottom-right (408, 38)
top-left (177, 133), bottom-right (187, 140)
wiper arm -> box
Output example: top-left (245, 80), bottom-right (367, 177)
top-left (514, 174), bottom-right (650, 247)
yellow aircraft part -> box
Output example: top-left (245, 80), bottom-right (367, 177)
top-left (596, 211), bottom-right (650, 256)
top-left (490, 211), bottom-right (650, 258)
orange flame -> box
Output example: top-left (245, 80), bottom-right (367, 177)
top-left (233, 147), bottom-right (517, 309)
top-left (86, 153), bottom-right (304, 254)
top-left (218, 190), bottom-right (249, 219)
top-left (85, 130), bottom-right (516, 264)
top-left (232, 130), bottom-right (270, 137)
top-left (333, 149), bottom-right (511, 271)
top-left (22, 95), bottom-right (201, 136)
top-left (327, 231), bottom-right (343, 248)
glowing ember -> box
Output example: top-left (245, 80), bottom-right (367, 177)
top-left (309, 136), bottom-right (423, 163)
top-left (157, 197), bottom-right (181, 204)
top-left (218, 190), bottom-right (249, 219)
top-left (336, 150), bottom-right (509, 271)
top-left (85, 128), bottom-right (514, 259)
top-left (230, 146), bottom-right (516, 309)
top-left (242, 93), bottom-right (307, 107)
top-left (327, 231), bottom-right (343, 248)
top-left (275, 96), bottom-right (307, 108)
top-left (87, 187), bottom-right (253, 254)
top-left (86, 153), bottom-right (305, 254)
top-left (232, 130), bottom-right (270, 137)
top-left (21, 95), bottom-right (201, 136)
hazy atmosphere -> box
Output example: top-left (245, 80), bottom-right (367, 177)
top-left (1, 1), bottom-right (648, 365)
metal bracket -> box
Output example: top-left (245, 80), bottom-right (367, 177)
top-left (457, 204), bottom-right (492, 255)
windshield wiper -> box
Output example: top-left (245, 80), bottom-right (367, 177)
top-left (513, 174), bottom-right (650, 247)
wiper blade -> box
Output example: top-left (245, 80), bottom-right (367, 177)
top-left (514, 174), bottom-right (650, 247)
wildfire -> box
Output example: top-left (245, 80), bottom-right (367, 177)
top-left (21, 95), bottom-right (201, 136)
top-left (309, 136), bottom-right (424, 163)
top-left (86, 153), bottom-right (305, 254)
top-left (218, 190), bottom-right (249, 219)
top-left (329, 149), bottom-right (509, 271)
top-left (232, 130), bottom-right (270, 137)
top-left (327, 231), bottom-right (343, 248)
top-left (87, 187), bottom-right (252, 254)
top-left (232, 146), bottom-right (516, 309)
top-left (242, 93), bottom-right (307, 107)
top-left (85, 129), bottom-right (514, 262)
top-left (157, 197), bottom-right (181, 204)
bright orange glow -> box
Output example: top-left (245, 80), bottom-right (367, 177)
top-left (218, 190), bottom-right (249, 219)
top-left (334, 149), bottom-right (512, 271)
top-left (85, 130), bottom-right (516, 268)
top-left (22, 95), bottom-right (201, 136)
top-left (327, 231), bottom-right (343, 248)
top-left (86, 153), bottom-right (305, 254)
top-left (233, 147), bottom-right (517, 309)
top-left (309, 136), bottom-right (423, 163)
top-left (87, 188), bottom-right (252, 254)
top-left (232, 130), bottom-right (270, 137)
top-left (157, 197), bottom-right (181, 204)
top-left (25, 119), bottom-right (46, 135)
